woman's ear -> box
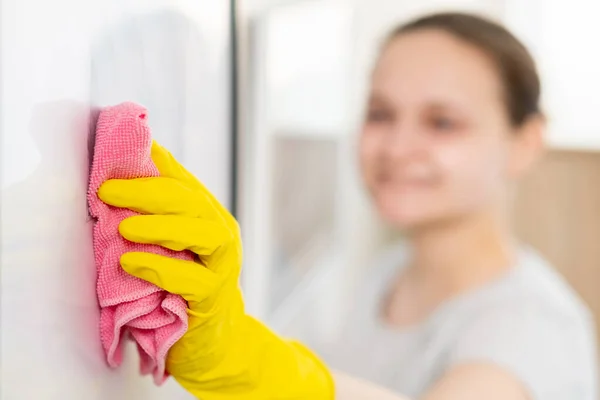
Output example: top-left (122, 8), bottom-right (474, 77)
top-left (508, 114), bottom-right (546, 178)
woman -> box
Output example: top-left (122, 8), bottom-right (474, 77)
top-left (98, 12), bottom-right (598, 400)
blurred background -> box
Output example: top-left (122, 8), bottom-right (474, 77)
top-left (234, 0), bottom-right (600, 372)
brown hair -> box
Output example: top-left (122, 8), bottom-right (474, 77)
top-left (384, 12), bottom-right (541, 127)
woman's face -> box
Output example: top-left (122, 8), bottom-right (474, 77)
top-left (360, 29), bottom-right (536, 230)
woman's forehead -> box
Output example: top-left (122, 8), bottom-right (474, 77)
top-left (371, 30), bottom-right (504, 109)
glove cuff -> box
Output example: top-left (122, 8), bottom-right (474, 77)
top-left (174, 315), bottom-right (335, 400)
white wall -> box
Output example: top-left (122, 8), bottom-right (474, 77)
top-left (504, 0), bottom-right (600, 151)
top-left (1, 0), bottom-right (231, 398)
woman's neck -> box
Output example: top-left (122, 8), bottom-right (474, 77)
top-left (383, 206), bottom-right (518, 328)
top-left (407, 207), bottom-right (517, 292)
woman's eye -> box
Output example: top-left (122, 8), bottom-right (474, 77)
top-left (429, 116), bottom-right (456, 131)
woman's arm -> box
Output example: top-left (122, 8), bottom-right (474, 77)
top-left (421, 363), bottom-right (530, 400)
top-left (334, 364), bottom-right (529, 400)
top-left (334, 371), bottom-right (411, 400)
top-left (334, 364), bottom-right (530, 400)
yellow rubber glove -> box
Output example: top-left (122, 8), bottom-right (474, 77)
top-left (98, 141), bottom-right (334, 400)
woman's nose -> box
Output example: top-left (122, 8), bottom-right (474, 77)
top-left (383, 120), bottom-right (426, 159)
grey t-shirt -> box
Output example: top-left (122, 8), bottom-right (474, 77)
top-left (306, 244), bottom-right (599, 399)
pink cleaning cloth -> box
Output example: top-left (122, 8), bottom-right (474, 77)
top-left (88, 102), bottom-right (192, 385)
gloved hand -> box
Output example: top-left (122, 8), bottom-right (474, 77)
top-left (98, 141), bottom-right (334, 400)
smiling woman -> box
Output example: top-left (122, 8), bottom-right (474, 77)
top-left (293, 11), bottom-right (597, 400)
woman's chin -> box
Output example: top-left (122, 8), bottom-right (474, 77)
top-left (375, 196), bottom-right (442, 231)
top-left (377, 203), bottom-right (428, 230)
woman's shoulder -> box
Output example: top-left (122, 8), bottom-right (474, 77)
top-left (456, 246), bottom-right (597, 348)
top-left (496, 246), bottom-right (594, 328)
top-left (445, 247), bottom-right (598, 398)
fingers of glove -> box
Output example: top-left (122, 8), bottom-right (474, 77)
top-left (120, 252), bottom-right (221, 303)
top-left (98, 177), bottom-right (219, 220)
top-left (150, 141), bottom-right (237, 225)
top-left (150, 141), bottom-right (202, 190)
top-left (119, 215), bottom-right (233, 259)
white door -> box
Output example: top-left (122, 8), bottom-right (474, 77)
top-left (1, 0), bottom-right (232, 398)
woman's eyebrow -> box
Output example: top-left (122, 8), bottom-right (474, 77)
top-left (424, 99), bottom-right (468, 114)
top-left (367, 92), bottom-right (391, 106)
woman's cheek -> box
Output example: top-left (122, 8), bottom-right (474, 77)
top-left (438, 142), bottom-right (507, 208)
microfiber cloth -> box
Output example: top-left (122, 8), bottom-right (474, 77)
top-left (88, 102), bottom-right (192, 385)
